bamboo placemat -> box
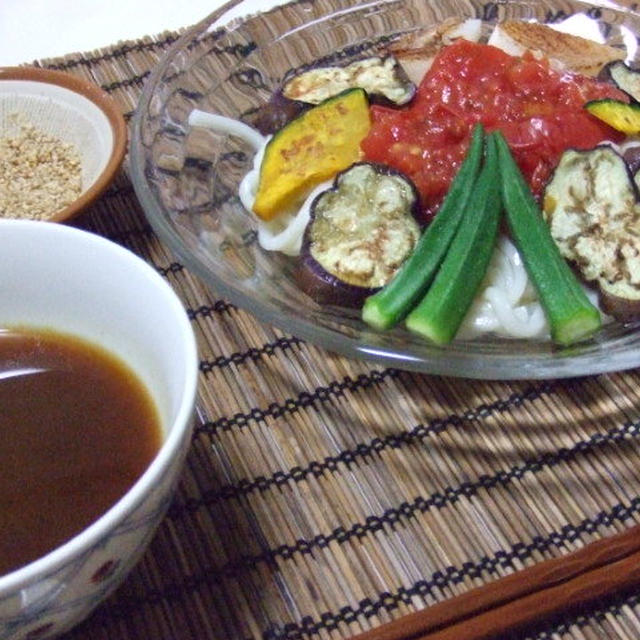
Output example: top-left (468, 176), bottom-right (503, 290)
top-left (31, 29), bottom-right (640, 640)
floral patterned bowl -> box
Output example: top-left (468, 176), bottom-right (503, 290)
top-left (0, 220), bottom-right (198, 639)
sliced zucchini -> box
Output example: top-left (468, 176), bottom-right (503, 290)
top-left (253, 88), bottom-right (371, 221)
top-left (585, 98), bottom-right (640, 135)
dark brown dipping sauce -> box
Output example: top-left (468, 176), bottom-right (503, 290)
top-left (0, 327), bottom-right (162, 576)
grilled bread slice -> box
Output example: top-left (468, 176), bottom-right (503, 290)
top-left (389, 18), bottom-right (482, 85)
top-left (391, 18), bottom-right (624, 85)
top-left (488, 20), bottom-right (625, 76)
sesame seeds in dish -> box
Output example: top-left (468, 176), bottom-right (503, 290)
top-left (0, 66), bottom-right (127, 223)
top-left (0, 114), bottom-right (82, 220)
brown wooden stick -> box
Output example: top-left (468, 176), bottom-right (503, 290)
top-left (421, 547), bottom-right (640, 640)
top-left (351, 524), bottom-right (640, 640)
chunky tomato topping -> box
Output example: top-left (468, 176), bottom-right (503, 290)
top-left (361, 39), bottom-right (626, 218)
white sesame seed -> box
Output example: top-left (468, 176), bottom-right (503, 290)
top-left (0, 114), bottom-right (82, 220)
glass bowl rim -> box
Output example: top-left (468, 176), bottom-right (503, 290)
top-left (129, 0), bottom-right (640, 380)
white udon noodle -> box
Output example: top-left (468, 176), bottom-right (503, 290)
top-left (187, 110), bottom-right (332, 256)
top-left (189, 108), bottom-right (609, 341)
top-left (239, 137), bottom-right (332, 256)
top-left (457, 235), bottom-right (548, 340)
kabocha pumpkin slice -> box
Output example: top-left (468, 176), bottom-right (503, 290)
top-left (252, 88), bottom-right (371, 221)
top-left (585, 99), bottom-right (640, 135)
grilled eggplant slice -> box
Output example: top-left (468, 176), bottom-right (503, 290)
top-left (297, 163), bottom-right (421, 307)
top-left (252, 55), bottom-right (414, 135)
top-left (543, 146), bottom-right (640, 321)
top-left (623, 144), bottom-right (640, 175)
top-left (250, 92), bottom-right (308, 136)
top-left (599, 60), bottom-right (640, 102)
top-left (588, 61), bottom-right (640, 135)
top-left (282, 55), bottom-right (416, 107)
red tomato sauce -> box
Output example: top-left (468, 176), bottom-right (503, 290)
top-left (361, 39), bottom-right (626, 218)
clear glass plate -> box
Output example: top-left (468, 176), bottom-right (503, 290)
top-left (130, 0), bottom-right (640, 379)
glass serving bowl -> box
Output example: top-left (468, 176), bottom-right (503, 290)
top-left (131, 0), bottom-right (640, 379)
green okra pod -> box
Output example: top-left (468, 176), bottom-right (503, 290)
top-left (494, 131), bottom-right (601, 346)
top-left (362, 123), bottom-right (485, 330)
top-left (405, 132), bottom-right (502, 344)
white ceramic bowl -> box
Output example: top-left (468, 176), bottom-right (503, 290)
top-left (0, 220), bottom-right (198, 639)
top-left (0, 66), bottom-right (127, 223)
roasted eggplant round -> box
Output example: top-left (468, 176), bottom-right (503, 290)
top-left (249, 92), bottom-right (309, 136)
top-left (543, 145), bottom-right (640, 321)
top-left (296, 162), bottom-right (421, 307)
top-left (598, 60), bottom-right (640, 102)
top-left (281, 55), bottom-right (416, 108)
top-left (623, 143), bottom-right (640, 175)
top-left (251, 55), bottom-right (415, 136)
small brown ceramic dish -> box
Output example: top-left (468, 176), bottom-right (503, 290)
top-left (0, 66), bottom-right (127, 223)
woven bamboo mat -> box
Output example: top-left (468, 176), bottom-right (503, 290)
top-left (32, 29), bottom-right (640, 640)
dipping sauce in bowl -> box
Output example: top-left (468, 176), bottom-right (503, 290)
top-left (0, 219), bottom-right (198, 640)
top-left (0, 327), bottom-right (163, 576)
